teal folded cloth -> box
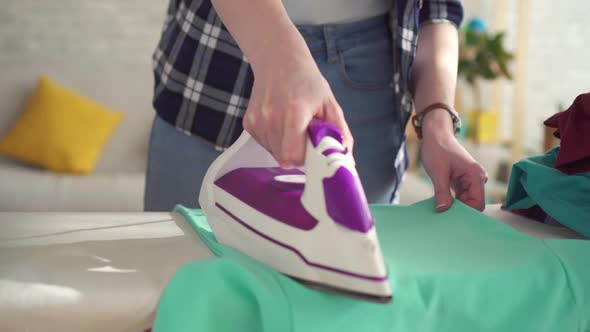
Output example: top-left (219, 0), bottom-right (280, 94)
top-left (504, 146), bottom-right (590, 237)
top-left (153, 199), bottom-right (590, 332)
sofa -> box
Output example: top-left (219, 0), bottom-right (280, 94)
top-left (0, 70), bottom-right (154, 212)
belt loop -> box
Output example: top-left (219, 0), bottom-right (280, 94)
top-left (322, 25), bottom-right (338, 64)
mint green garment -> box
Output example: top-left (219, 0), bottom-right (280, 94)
top-left (153, 199), bottom-right (590, 332)
top-left (504, 146), bottom-right (590, 237)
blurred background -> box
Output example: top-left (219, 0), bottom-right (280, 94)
top-left (405, 0), bottom-right (590, 204)
top-left (0, 0), bottom-right (588, 211)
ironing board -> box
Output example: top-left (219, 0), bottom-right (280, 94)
top-left (0, 205), bottom-right (585, 332)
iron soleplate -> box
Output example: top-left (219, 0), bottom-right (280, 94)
top-left (288, 275), bottom-right (392, 304)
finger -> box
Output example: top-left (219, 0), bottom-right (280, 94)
top-left (482, 168), bottom-right (489, 184)
top-left (244, 100), bottom-right (275, 161)
top-left (431, 170), bottom-right (454, 212)
top-left (456, 166), bottom-right (486, 212)
top-left (451, 177), bottom-right (465, 197)
top-left (277, 103), bottom-right (310, 168)
top-left (264, 107), bottom-right (293, 168)
top-left (251, 122), bottom-right (273, 159)
top-left (244, 91), bottom-right (262, 140)
top-left (454, 179), bottom-right (471, 202)
top-left (322, 97), bottom-right (354, 154)
top-left (266, 128), bottom-right (287, 167)
top-left (243, 107), bottom-right (263, 145)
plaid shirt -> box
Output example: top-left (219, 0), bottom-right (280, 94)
top-left (152, 0), bottom-right (464, 150)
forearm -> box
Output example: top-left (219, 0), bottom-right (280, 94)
top-left (211, 0), bottom-right (312, 73)
top-left (411, 22), bottom-right (459, 138)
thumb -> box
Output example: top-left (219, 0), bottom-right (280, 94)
top-left (431, 172), bottom-right (454, 212)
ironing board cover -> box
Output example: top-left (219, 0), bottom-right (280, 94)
top-left (153, 199), bottom-right (590, 332)
top-left (504, 146), bottom-right (590, 237)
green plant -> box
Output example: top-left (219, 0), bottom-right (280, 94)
top-left (458, 18), bottom-right (514, 110)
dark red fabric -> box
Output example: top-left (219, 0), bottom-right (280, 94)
top-left (506, 205), bottom-right (548, 223)
top-left (544, 92), bottom-right (590, 175)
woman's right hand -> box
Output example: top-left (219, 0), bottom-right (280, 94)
top-left (209, 0), bottom-right (352, 167)
top-left (243, 53), bottom-right (353, 169)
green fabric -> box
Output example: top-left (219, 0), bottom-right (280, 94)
top-left (153, 199), bottom-right (590, 332)
top-left (504, 146), bottom-right (590, 237)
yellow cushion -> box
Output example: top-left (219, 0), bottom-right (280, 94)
top-left (0, 76), bottom-right (123, 174)
top-left (466, 110), bottom-right (499, 143)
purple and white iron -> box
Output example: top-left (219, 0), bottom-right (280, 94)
top-left (199, 119), bottom-right (392, 302)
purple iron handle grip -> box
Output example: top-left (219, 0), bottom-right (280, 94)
top-left (307, 119), bottom-right (374, 233)
top-left (323, 167), bottom-right (374, 233)
top-left (308, 119), bottom-right (344, 147)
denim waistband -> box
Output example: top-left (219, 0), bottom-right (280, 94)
top-left (296, 14), bottom-right (391, 59)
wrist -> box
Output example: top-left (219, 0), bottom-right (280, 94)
top-left (412, 102), bottom-right (461, 141)
top-left (421, 108), bottom-right (456, 141)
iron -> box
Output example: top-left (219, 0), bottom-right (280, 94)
top-left (199, 119), bottom-right (392, 303)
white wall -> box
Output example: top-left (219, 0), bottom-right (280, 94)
top-left (462, 0), bottom-right (590, 154)
top-left (2, 0), bottom-right (588, 160)
top-left (0, 0), bottom-right (168, 172)
top-left (525, 1), bottom-right (590, 151)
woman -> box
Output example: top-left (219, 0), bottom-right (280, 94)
top-left (145, 0), bottom-right (487, 212)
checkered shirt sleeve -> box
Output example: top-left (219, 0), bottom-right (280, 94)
top-left (152, 0), bottom-right (254, 150)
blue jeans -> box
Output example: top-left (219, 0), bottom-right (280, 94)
top-left (144, 14), bottom-right (405, 211)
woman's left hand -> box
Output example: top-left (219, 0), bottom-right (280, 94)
top-left (419, 109), bottom-right (488, 212)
